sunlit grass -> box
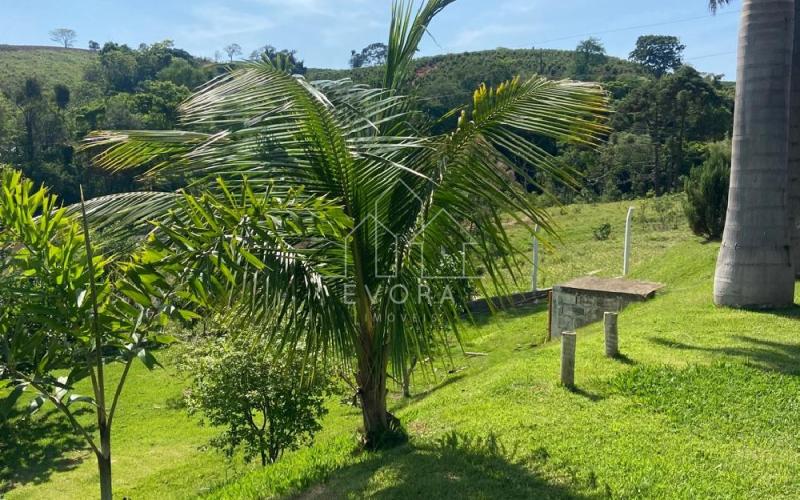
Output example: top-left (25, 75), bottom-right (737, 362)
top-left (6, 196), bottom-right (800, 499)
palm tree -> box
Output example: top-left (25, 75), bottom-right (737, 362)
top-left (712, 0), bottom-right (796, 307)
top-left (790, 1), bottom-right (800, 278)
top-left (80, 0), bottom-right (609, 446)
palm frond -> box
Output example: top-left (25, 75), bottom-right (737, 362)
top-left (384, 0), bottom-right (457, 91)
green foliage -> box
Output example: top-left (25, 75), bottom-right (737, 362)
top-left (0, 167), bottom-right (183, 498)
top-left (684, 140), bottom-right (730, 240)
top-left (350, 42), bottom-right (388, 69)
top-left (156, 57), bottom-right (208, 89)
top-left (574, 38), bottom-right (607, 79)
top-left (592, 222), bottom-right (612, 241)
top-left (612, 66), bottom-right (733, 195)
top-left (53, 83), bottom-right (71, 109)
top-left (629, 35), bottom-right (685, 77)
top-left (100, 49), bottom-right (139, 92)
top-left (182, 334), bottom-right (330, 466)
top-left (80, 0), bottom-right (610, 448)
top-left (251, 45), bottom-right (307, 75)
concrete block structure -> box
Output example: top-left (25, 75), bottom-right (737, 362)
top-left (549, 276), bottom-right (663, 340)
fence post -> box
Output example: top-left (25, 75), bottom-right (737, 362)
top-left (561, 331), bottom-right (576, 387)
top-left (532, 225), bottom-right (540, 292)
top-left (623, 207), bottom-right (635, 276)
top-left (604, 312), bottom-right (619, 358)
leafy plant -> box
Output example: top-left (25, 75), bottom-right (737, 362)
top-left (0, 167), bottom-right (186, 499)
top-left (592, 222), bottom-right (612, 241)
top-left (79, 0), bottom-right (609, 449)
top-left (684, 140), bottom-right (730, 240)
top-left (181, 334), bottom-right (329, 466)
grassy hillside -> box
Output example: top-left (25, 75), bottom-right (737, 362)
top-left (5, 196), bottom-right (799, 499)
top-left (0, 45), bottom-right (97, 96)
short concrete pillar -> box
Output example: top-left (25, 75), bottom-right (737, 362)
top-left (561, 331), bottom-right (576, 387)
top-left (604, 312), bottom-right (619, 357)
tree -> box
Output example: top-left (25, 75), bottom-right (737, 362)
top-left (100, 49), bottom-right (139, 92)
top-left (89, 40), bottom-right (101, 52)
top-left (613, 66), bottom-right (732, 194)
top-left (80, 0), bottom-right (609, 448)
top-left (574, 38), bottom-right (606, 79)
top-left (685, 140), bottom-right (730, 240)
top-left (224, 43), bottom-right (242, 62)
top-left (53, 83), bottom-right (71, 110)
top-left (787, 1), bottom-right (800, 278)
top-left (629, 35), bottom-right (685, 77)
top-left (712, 0), bottom-right (796, 307)
top-left (350, 42), bottom-right (389, 68)
top-left (251, 45), bottom-right (307, 75)
top-left (156, 57), bottom-right (208, 89)
top-left (182, 333), bottom-right (329, 466)
top-left (49, 28), bottom-right (77, 48)
top-left (0, 169), bottom-right (181, 499)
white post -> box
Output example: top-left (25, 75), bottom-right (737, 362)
top-left (532, 225), bottom-right (540, 291)
top-left (623, 207), bottom-right (634, 276)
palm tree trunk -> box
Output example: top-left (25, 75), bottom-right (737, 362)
top-left (356, 343), bottom-right (391, 448)
top-left (790, 0), bottom-right (800, 279)
top-left (351, 238), bottom-right (404, 449)
top-left (714, 0), bottom-right (796, 307)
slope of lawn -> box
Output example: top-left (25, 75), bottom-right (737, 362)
top-left (4, 196), bottom-right (800, 499)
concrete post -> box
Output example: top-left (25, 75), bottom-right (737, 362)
top-left (561, 331), bottom-right (576, 387)
top-left (532, 225), bottom-right (540, 292)
top-left (623, 207), bottom-right (634, 276)
top-left (604, 312), bottom-right (619, 357)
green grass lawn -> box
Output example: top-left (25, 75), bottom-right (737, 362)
top-left (4, 197), bottom-right (800, 499)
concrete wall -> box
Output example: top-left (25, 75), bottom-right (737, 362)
top-left (550, 287), bottom-right (637, 339)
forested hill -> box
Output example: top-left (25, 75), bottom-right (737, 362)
top-left (308, 48), bottom-right (646, 118)
top-left (0, 42), bottom-right (733, 206)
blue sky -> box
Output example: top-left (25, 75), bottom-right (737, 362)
top-left (0, 0), bottom-right (741, 77)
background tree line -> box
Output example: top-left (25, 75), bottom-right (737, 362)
top-left (0, 34), bottom-right (734, 207)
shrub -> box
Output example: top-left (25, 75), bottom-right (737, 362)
top-left (684, 140), bottom-right (730, 240)
top-left (592, 222), bottom-right (612, 241)
top-left (182, 335), bottom-right (329, 466)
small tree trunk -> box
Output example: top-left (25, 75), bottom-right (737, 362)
top-left (259, 436), bottom-right (267, 467)
top-left (97, 427), bottom-right (112, 500)
top-left (401, 357), bottom-right (417, 398)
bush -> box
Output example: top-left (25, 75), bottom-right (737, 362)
top-left (592, 222), bottom-right (612, 241)
top-left (684, 140), bottom-right (730, 240)
top-left (182, 335), bottom-right (330, 466)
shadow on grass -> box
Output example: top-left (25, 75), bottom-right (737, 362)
top-left (566, 386), bottom-right (605, 402)
top-left (391, 374), bottom-right (467, 412)
top-left (467, 302), bottom-right (549, 328)
top-left (0, 407), bottom-right (92, 494)
top-left (651, 335), bottom-right (800, 375)
top-left (609, 353), bottom-right (637, 365)
top-left (296, 432), bottom-right (594, 499)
